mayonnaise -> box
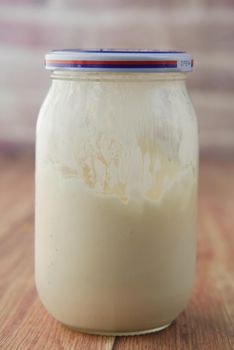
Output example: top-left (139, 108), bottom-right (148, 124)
top-left (36, 161), bottom-right (196, 334)
top-left (36, 50), bottom-right (198, 335)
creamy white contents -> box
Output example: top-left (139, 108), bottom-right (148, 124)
top-left (36, 73), bottom-right (197, 334)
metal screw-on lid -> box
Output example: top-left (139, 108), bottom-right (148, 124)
top-left (45, 49), bottom-right (193, 72)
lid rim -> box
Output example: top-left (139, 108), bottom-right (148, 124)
top-left (45, 49), bottom-right (193, 72)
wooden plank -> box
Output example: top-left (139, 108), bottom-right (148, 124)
top-left (0, 156), bottom-right (234, 349)
top-left (113, 160), bottom-right (234, 349)
top-left (0, 156), bottom-right (34, 241)
top-left (0, 157), bottom-right (115, 350)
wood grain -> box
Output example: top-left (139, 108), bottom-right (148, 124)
top-left (0, 155), bottom-right (234, 349)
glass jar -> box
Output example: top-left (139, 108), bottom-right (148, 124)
top-left (35, 50), bottom-right (198, 335)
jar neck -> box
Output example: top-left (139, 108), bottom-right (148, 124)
top-left (50, 70), bottom-right (187, 83)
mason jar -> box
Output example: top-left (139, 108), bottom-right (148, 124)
top-left (35, 49), bottom-right (198, 335)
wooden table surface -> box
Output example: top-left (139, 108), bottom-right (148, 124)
top-left (0, 155), bottom-right (234, 350)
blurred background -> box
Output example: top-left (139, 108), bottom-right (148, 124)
top-left (0, 0), bottom-right (233, 156)
top-left (1, 2), bottom-right (234, 346)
